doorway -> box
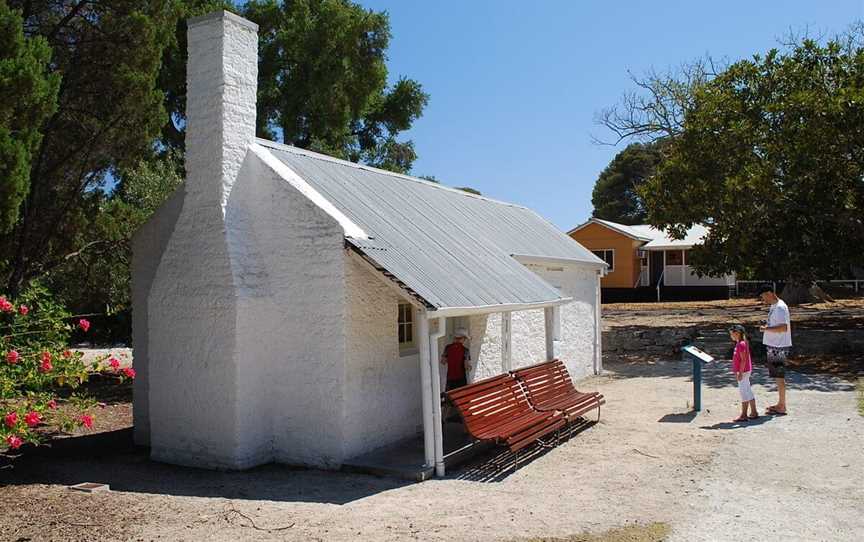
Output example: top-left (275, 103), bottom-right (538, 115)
top-left (649, 251), bottom-right (664, 285)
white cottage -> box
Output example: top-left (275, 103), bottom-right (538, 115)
top-left (132, 10), bottom-right (606, 477)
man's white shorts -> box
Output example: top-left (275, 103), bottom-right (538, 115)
top-left (738, 371), bottom-right (754, 402)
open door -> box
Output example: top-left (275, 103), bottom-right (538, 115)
top-left (649, 251), bottom-right (664, 285)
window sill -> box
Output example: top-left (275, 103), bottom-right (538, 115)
top-left (399, 347), bottom-right (419, 358)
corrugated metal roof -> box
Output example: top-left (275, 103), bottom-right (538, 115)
top-left (571, 218), bottom-right (709, 250)
top-left (257, 139), bottom-right (604, 311)
top-left (643, 224), bottom-right (709, 250)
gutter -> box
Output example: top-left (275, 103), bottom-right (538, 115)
top-left (430, 297), bottom-right (573, 318)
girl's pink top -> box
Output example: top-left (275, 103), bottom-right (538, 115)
top-left (732, 340), bottom-right (752, 373)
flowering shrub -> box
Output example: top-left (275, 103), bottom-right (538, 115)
top-left (0, 284), bottom-right (132, 451)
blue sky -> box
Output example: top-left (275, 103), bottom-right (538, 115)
top-left (359, 0), bottom-right (862, 230)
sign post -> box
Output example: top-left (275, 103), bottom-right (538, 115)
top-left (681, 345), bottom-right (714, 411)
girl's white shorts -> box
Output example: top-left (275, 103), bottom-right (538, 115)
top-left (738, 371), bottom-right (755, 402)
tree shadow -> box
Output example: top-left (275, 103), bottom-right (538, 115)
top-left (2, 420), bottom-right (601, 500)
top-left (1, 430), bottom-right (411, 505)
top-left (604, 360), bottom-right (855, 393)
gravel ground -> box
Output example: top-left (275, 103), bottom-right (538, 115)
top-left (1, 358), bottom-right (861, 542)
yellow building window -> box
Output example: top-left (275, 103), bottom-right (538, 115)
top-left (591, 249), bottom-right (614, 272)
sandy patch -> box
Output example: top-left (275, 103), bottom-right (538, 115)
top-left (1, 359), bottom-right (861, 541)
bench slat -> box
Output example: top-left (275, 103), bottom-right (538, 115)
top-left (513, 359), bottom-right (604, 422)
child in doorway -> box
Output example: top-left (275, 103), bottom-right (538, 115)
top-left (729, 324), bottom-right (758, 422)
top-left (441, 328), bottom-right (472, 391)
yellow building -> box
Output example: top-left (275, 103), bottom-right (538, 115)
top-left (567, 218), bottom-right (735, 302)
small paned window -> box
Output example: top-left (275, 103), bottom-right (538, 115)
top-left (398, 303), bottom-right (414, 348)
top-left (666, 250), bottom-right (683, 265)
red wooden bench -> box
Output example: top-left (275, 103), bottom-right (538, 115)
top-left (445, 373), bottom-right (565, 454)
top-left (512, 359), bottom-right (604, 424)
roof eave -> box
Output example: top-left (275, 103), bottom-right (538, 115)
top-left (430, 297), bottom-right (574, 318)
top-left (567, 218), bottom-right (652, 242)
top-left (512, 253), bottom-right (607, 268)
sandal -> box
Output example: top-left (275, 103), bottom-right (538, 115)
top-left (732, 416), bottom-right (748, 423)
top-left (748, 414), bottom-right (760, 419)
top-left (766, 406), bottom-right (787, 415)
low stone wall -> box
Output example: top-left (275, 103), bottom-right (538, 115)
top-left (604, 325), bottom-right (864, 361)
top-left (603, 327), bottom-right (698, 358)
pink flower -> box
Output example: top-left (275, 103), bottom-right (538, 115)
top-left (6, 435), bottom-right (22, 449)
top-left (4, 412), bottom-right (17, 428)
top-left (79, 414), bottom-right (93, 428)
top-left (24, 411), bottom-right (40, 428)
top-left (5, 350), bottom-right (19, 364)
top-left (108, 357), bottom-right (120, 371)
top-left (77, 319), bottom-right (90, 332)
top-left (0, 296), bottom-right (13, 312)
top-left (122, 367), bottom-right (136, 379)
top-left (40, 352), bottom-right (53, 371)
top-left (62, 350), bottom-right (72, 359)
top-left (47, 399), bottom-right (58, 410)
top-left (18, 305), bottom-right (29, 315)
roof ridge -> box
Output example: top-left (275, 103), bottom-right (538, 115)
top-left (255, 138), bottom-right (528, 210)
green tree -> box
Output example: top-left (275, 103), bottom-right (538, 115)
top-left (242, 0), bottom-right (427, 173)
top-left (46, 152), bottom-right (183, 341)
top-left (0, 1), bottom-right (59, 234)
top-left (634, 31), bottom-right (864, 303)
top-left (2, 1), bottom-right (178, 294)
top-left (591, 141), bottom-right (663, 224)
top-left (159, 0), bottom-right (428, 174)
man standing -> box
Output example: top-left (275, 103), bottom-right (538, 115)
top-left (758, 285), bottom-right (792, 415)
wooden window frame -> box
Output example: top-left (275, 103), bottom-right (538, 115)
top-left (666, 250), bottom-right (684, 266)
top-left (591, 249), bottom-right (615, 272)
top-left (398, 303), bottom-right (417, 356)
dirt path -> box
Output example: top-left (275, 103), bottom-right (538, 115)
top-left (2, 360), bottom-right (861, 541)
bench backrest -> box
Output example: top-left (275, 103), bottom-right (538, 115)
top-left (512, 359), bottom-right (577, 405)
top-left (445, 373), bottom-right (535, 437)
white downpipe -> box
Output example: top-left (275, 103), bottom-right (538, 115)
top-left (429, 316), bottom-right (447, 477)
top-left (681, 250), bottom-right (686, 286)
top-left (417, 310), bottom-right (434, 469)
top-left (544, 307), bottom-right (555, 360)
top-left (595, 269), bottom-right (604, 374)
top-left (501, 312), bottom-right (512, 372)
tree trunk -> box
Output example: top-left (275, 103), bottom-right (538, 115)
top-left (780, 281), bottom-right (833, 305)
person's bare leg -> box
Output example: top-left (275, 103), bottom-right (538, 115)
top-left (775, 378), bottom-right (787, 412)
top-left (748, 399), bottom-right (758, 417)
top-left (734, 402), bottom-right (748, 422)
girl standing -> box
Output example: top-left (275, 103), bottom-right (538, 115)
top-left (729, 324), bottom-right (758, 422)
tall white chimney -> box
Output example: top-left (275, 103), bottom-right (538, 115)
top-left (185, 11), bottom-right (258, 212)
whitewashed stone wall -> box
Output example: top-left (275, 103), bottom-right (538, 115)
top-left (470, 263), bottom-right (598, 382)
top-left (138, 12), bottom-right (261, 469)
top-left (342, 257), bottom-right (423, 458)
top-left (231, 154), bottom-right (348, 468)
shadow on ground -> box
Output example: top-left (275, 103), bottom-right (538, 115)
top-left (1, 431), bottom-right (411, 505)
top-left (699, 414), bottom-right (775, 431)
top-left (604, 359), bottom-right (856, 393)
top-left (450, 419), bottom-right (597, 483)
top-left (1, 419), bottom-right (602, 502)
